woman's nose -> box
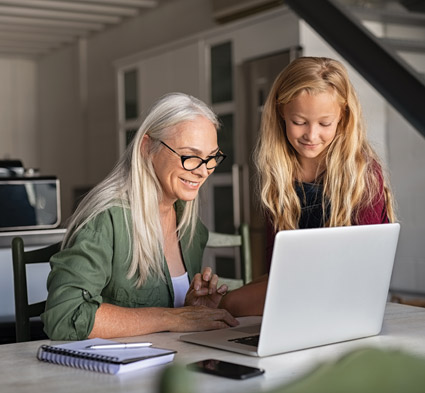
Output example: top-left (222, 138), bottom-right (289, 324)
top-left (192, 162), bottom-right (212, 177)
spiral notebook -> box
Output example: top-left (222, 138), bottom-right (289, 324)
top-left (37, 338), bottom-right (176, 374)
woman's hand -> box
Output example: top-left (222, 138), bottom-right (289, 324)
top-left (184, 267), bottom-right (228, 309)
top-left (165, 305), bottom-right (239, 332)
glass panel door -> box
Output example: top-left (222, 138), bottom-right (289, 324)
top-left (205, 41), bottom-right (240, 280)
top-left (118, 68), bottom-right (141, 153)
top-left (124, 69), bottom-right (139, 121)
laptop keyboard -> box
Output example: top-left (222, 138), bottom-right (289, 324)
top-left (228, 334), bottom-right (260, 347)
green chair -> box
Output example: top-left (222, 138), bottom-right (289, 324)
top-left (206, 223), bottom-right (252, 290)
top-left (11, 237), bottom-right (61, 342)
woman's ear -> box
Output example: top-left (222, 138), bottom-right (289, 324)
top-left (140, 134), bottom-right (150, 157)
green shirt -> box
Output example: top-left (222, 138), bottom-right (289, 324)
top-left (41, 203), bottom-right (209, 340)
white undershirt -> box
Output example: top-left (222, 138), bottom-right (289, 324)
top-left (171, 272), bottom-right (189, 308)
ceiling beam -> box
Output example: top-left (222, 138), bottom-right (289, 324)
top-left (63, 0), bottom-right (158, 7)
top-left (0, 15), bottom-right (104, 32)
top-left (0, 5), bottom-right (122, 24)
top-left (0, 1), bottom-right (139, 16)
top-left (0, 31), bottom-right (74, 43)
top-left (0, 24), bottom-right (78, 37)
top-left (0, 0), bottom-right (159, 57)
top-left (0, 39), bottom-right (60, 49)
top-left (0, 46), bottom-right (50, 54)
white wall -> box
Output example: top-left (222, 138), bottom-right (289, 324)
top-left (382, 20), bottom-right (425, 294)
top-left (0, 58), bottom-right (38, 168)
top-left (38, 45), bottom-right (87, 222)
top-left (387, 107), bottom-right (425, 293)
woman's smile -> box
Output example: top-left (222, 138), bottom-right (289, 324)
top-left (180, 177), bottom-right (200, 188)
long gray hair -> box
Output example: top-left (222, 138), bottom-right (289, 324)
top-left (63, 92), bottom-right (220, 286)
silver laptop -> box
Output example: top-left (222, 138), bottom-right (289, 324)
top-left (180, 223), bottom-right (400, 357)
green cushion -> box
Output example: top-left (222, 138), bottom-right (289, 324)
top-left (157, 348), bottom-right (425, 393)
top-left (271, 348), bottom-right (425, 393)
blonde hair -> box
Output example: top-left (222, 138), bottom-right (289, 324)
top-left (255, 57), bottom-right (396, 230)
top-left (63, 92), bottom-right (220, 286)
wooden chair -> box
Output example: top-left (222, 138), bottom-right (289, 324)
top-left (206, 223), bottom-right (252, 290)
top-left (11, 237), bottom-right (61, 342)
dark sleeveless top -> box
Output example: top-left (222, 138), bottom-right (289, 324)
top-left (296, 182), bottom-right (329, 228)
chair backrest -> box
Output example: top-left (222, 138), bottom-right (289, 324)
top-left (11, 237), bottom-right (61, 342)
top-left (206, 223), bottom-right (251, 290)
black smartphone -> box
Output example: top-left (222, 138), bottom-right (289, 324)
top-left (187, 358), bottom-right (265, 380)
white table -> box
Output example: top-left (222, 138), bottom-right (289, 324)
top-left (2, 303), bottom-right (425, 393)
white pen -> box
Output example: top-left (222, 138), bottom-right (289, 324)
top-left (86, 342), bottom-right (153, 350)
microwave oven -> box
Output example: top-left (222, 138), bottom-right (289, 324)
top-left (0, 176), bottom-right (61, 231)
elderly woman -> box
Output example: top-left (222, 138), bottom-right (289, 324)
top-left (42, 93), bottom-right (238, 340)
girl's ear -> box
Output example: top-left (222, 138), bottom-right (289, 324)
top-left (338, 104), bottom-right (347, 125)
top-left (140, 134), bottom-right (151, 157)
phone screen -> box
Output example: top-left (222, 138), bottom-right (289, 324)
top-left (187, 359), bottom-right (265, 380)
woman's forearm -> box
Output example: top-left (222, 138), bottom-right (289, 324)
top-left (88, 303), bottom-right (238, 338)
top-left (88, 303), bottom-right (168, 338)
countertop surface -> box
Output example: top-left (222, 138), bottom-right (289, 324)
top-left (0, 228), bottom-right (66, 248)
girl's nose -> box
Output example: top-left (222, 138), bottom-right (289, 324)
top-left (303, 125), bottom-right (318, 141)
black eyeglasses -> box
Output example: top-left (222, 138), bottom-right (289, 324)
top-left (160, 141), bottom-right (226, 171)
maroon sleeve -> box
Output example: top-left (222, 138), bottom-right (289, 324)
top-left (355, 165), bottom-right (389, 225)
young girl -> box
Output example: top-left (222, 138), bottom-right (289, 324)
top-left (220, 56), bottom-right (396, 316)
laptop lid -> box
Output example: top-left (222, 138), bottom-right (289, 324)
top-left (180, 223), bottom-right (400, 357)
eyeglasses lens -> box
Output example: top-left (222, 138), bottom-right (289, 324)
top-left (183, 155), bottom-right (224, 171)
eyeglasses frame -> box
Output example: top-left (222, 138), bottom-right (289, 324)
top-left (159, 140), bottom-right (226, 171)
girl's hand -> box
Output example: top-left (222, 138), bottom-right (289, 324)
top-left (184, 267), bottom-right (228, 308)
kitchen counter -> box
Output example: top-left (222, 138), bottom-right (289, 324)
top-left (0, 228), bottom-right (66, 248)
